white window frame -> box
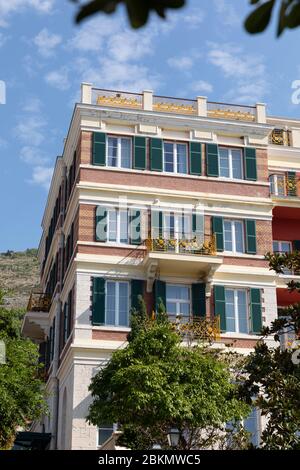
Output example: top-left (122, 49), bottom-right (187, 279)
top-left (243, 408), bottom-right (261, 448)
top-left (107, 135), bottom-right (132, 169)
top-left (108, 209), bottom-right (129, 244)
top-left (163, 141), bottom-right (188, 175)
top-left (269, 174), bottom-right (285, 196)
top-left (97, 424), bottom-right (117, 447)
top-left (105, 280), bottom-right (130, 327)
top-left (225, 288), bottom-right (250, 334)
top-left (223, 219), bottom-right (245, 254)
top-left (219, 147), bottom-right (243, 180)
top-left (273, 240), bottom-right (292, 254)
top-left (166, 283), bottom-right (191, 319)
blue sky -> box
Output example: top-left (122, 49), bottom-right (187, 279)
top-left (0, 0), bottom-right (299, 252)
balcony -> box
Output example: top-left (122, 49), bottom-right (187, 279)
top-left (87, 85), bottom-right (264, 123)
top-left (269, 174), bottom-right (299, 198)
top-left (169, 315), bottom-right (221, 343)
top-left (143, 235), bottom-right (222, 289)
top-left (269, 128), bottom-right (291, 146)
top-left (22, 292), bottom-right (51, 341)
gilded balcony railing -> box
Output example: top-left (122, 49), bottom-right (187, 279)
top-left (146, 235), bottom-right (217, 256)
top-left (207, 101), bottom-right (256, 122)
top-left (269, 128), bottom-right (291, 146)
top-left (92, 88), bottom-right (143, 109)
top-left (27, 292), bottom-right (52, 312)
top-left (153, 95), bottom-right (197, 115)
top-left (269, 174), bottom-right (298, 197)
top-left (170, 315), bottom-right (221, 342)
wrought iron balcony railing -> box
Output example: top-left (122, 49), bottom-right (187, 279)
top-left (207, 101), bottom-right (256, 122)
top-left (146, 235), bottom-right (217, 256)
top-left (27, 292), bottom-right (52, 313)
top-left (169, 315), bottom-right (221, 343)
top-left (269, 174), bottom-right (298, 197)
top-left (269, 128), bottom-right (291, 146)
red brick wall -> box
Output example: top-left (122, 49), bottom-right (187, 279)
top-left (92, 330), bottom-right (128, 341)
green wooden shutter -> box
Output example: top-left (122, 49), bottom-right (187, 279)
top-left (150, 138), bottom-right (163, 171)
top-left (250, 288), bottom-right (262, 334)
top-left (133, 136), bottom-right (146, 170)
top-left (189, 142), bottom-right (202, 176)
top-left (92, 277), bottom-right (105, 325)
top-left (206, 143), bottom-right (219, 177)
top-left (129, 209), bottom-right (141, 245)
top-left (131, 280), bottom-right (144, 311)
top-left (155, 280), bottom-right (166, 313)
top-left (212, 216), bottom-right (224, 252)
top-left (192, 283), bottom-right (206, 318)
top-left (92, 132), bottom-right (106, 166)
top-left (287, 171), bottom-right (297, 196)
top-left (293, 240), bottom-right (300, 251)
top-left (51, 318), bottom-right (56, 361)
top-left (95, 206), bottom-right (107, 242)
top-left (152, 211), bottom-right (163, 238)
top-left (49, 326), bottom-right (53, 361)
top-left (245, 220), bottom-right (257, 254)
top-left (244, 147), bottom-right (257, 181)
top-left (214, 285), bottom-right (226, 331)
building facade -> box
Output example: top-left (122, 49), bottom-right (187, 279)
top-left (22, 83), bottom-right (300, 449)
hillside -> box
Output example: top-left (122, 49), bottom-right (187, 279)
top-left (0, 249), bottom-right (40, 309)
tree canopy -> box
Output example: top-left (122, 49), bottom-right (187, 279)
top-left (87, 297), bottom-right (250, 450)
top-left (0, 290), bottom-right (47, 449)
top-left (70, 0), bottom-right (300, 36)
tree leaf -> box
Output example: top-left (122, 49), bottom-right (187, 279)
top-left (244, 0), bottom-right (276, 34)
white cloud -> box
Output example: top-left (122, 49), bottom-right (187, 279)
top-left (45, 67), bottom-right (70, 90)
top-left (0, 0), bottom-right (55, 27)
top-left (20, 146), bottom-right (49, 165)
top-left (182, 7), bottom-right (205, 29)
top-left (207, 42), bottom-right (268, 103)
top-left (30, 166), bottom-right (53, 190)
top-left (68, 17), bottom-right (120, 52)
top-left (167, 56), bottom-right (194, 70)
top-left (213, 0), bottom-right (240, 27)
top-left (15, 115), bottom-right (46, 146)
top-left (108, 31), bottom-right (153, 62)
top-left (34, 28), bottom-right (61, 57)
top-left (22, 96), bottom-right (42, 113)
top-left (191, 80), bottom-right (213, 94)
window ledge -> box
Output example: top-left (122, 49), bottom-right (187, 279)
top-left (92, 326), bottom-right (130, 332)
top-left (222, 252), bottom-right (265, 259)
top-left (80, 165), bottom-right (269, 186)
top-left (77, 241), bottom-right (145, 250)
top-left (221, 332), bottom-right (260, 340)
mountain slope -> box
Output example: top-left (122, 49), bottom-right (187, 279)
top-left (0, 249), bottom-right (40, 309)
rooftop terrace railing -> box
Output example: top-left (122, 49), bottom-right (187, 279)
top-left (153, 94), bottom-right (197, 115)
top-left (207, 101), bottom-right (256, 122)
top-left (92, 88), bottom-right (143, 109)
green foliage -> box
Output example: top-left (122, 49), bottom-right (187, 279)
top-left (127, 295), bottom-right (148, 342)
top-left (72, 0), bottom-right (186, 28)
top-left (0, 289), bottom-right (47, 449)
top-left (245, 0), bottom-right (300, 37)
top-left (87, 315), bottom-right (249, 449)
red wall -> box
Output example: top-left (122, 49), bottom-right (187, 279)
top-left (273, 218), bottom-right (300, 241)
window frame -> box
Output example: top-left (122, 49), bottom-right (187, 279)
top-left (163, 141), bottom-right (188, 175)
top-left (223, 219), bottom-right (245, 254)
top-left (105, 280), bottom-right (130, 327)
top-left (166, 283), bottom-right (191, 319)
top-left (225, 288), bottom-right (250, 334)
top-left (269, 173), bottom-right (285, 196)
top-left (107, 135), bottom-right (132, 169)
top-left (107, 208), bottom-right (129, 244)
top-left (218, 147), bottom-right (244, 180)
top-left (97, 424), bottom-right (116, 447)
top-left (273, 240), bottom-right (292, 254)
top-left (163, 212), bottom-right (192, 241)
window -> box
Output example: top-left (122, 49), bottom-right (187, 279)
top-left (105, 281), bottom-right (129, 326)
top-left (269, 174), bottom-right (285, 196)
top-left (225, 288), bottom-right (249, 334)
top-left (163, 142), bottom-right (188, 174)
top-left (244, 408), bottom-right (261, 447)
top-left (166, 284), bottom-right (191, 320)
top-left (97, 425), bottom-right (114, 447)
top-left (107, 136), bottom-right (131, 169)
top-left (108, 209), bottom-right (129, 243)
top-left (163, 213), bottom-right (191, 240)
top-left (219, 147), bottom-right (243, 179)
top-left (273, 240), bottom-right (291, 254)
top-left (224, 220), bottom-right (244, 253)
top-left (273, 241), bottom-right (292, 274)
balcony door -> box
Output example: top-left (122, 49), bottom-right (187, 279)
top-left (163, 213), bottom-right (191, 252)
